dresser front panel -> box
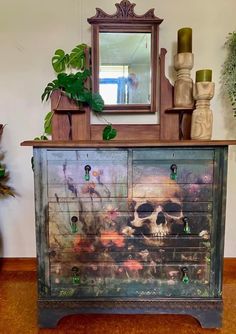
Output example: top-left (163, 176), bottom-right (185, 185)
top-left (35, 147), bottom-right (226, 302)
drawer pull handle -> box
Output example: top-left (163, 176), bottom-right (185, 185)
top-left (70, 216), bottom-right (78, 233)
top-left (84, 165), bottom-right (91, 181)
top-left (71, 267), bottom-right (80, 285)
top-left (182, 267), bottom-right (189, 284)
top-left (170, 164), bottom-right (177, 181)
top-left (183, 217), bottom-right (191, 234)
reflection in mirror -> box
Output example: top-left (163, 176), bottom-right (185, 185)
top-left (99, 32), bottom-right (151, 105)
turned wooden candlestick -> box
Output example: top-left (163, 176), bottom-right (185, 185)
top-left (174, 52), bottom-right (194, 108)
top-left (191, 82), bottom-right (215, 140)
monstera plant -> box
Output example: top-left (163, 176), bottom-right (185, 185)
top-left (39, 44), bottom-right (116, 140)
top-left (221, 32), bottom-right (236, 116)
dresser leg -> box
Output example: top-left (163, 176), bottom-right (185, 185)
top-left (193, 310), bottom-right (222, 328)
top-left (38, 309), bottom-right (62, 328)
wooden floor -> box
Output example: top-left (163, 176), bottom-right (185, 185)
top-left (0, 259), bottom-right (235, 334)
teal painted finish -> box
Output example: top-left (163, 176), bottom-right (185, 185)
top-left (33, 147), bottom-right (227, 302)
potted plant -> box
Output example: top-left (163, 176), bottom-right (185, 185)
top-left (0, 124), bottom-right (14, 197)
top-left (39, 44), bottom-right (117, 140)
top-left (221, 32), bottom-right (236, 116)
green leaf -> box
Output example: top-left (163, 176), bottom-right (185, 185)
top-left (103, 124), bottom-right (117, 140)
top-left (44, 111), bottom-right (53, 135)
top-left (52, 49), bottom-right (69, 73)
top-left (40, 135), bottom-right (48, 140)
top-left (57, 73), bottom-right (70, 89)
top-left (41, 80), bottom-right (59, 101)
top-left (91, 93), bottom-right (104, 112)
top-left (69, 44), bottom-right (87, 70)
top-left (34, 137), bottom-right (40, 140)
top-left (76, 91), bottom-right (89, 104)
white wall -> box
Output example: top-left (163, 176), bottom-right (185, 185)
top-left (0, 0), bottom-right (236, 257)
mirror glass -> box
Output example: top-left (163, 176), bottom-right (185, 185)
top-left (99, 32), bottom-right (151, 105)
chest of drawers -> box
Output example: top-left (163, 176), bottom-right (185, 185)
top-left (32, 143), bottom-right (228, 328)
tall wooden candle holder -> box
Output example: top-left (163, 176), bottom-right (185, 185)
top-left (174, 28), bottom-right (194, 108)
top-left (190, 81), bottom-right (214, 140)
top-left (174, 52), bottom-right (194, 108)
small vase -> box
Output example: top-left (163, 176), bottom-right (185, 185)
top-left (190, 82), bottom-right (215, 140)
top-left (174, 52), bottom-right (194, 108)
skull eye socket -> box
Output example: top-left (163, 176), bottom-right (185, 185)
top-left (137, 203), bottom-right (154, 218)
top-left (163, 201), bottom-right (182, 217)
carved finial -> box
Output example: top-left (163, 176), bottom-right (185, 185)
top-left (88, 0), bottom-right (163, 24)
top-left (115, 0), bottom-right (136, 18)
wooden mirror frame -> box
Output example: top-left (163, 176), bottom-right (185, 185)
top-left (50, 1), bottom-right (180, 142)
top-left (88, 0), bottom-right (163, 114)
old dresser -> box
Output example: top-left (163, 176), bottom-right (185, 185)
top-left (23, 140), bottom-right (231, 328)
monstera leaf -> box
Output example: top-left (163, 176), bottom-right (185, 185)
top-left (68, 44), bottom-right (87, 70)
top-left (41, 80), bottom-right (59, 102)
top-left (52, 49), bottom-right (69, 73)
top-left (44, 111), bottom-right (53, 135)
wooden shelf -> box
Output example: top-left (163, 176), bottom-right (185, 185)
top-left (165, 107), bottom-right (194, 113)
top-left (165, 108), bottom-right (194, 140)
top-left (21, 140), bottom-right (236, 148)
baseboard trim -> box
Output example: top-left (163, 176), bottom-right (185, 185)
top-left (0, 257), bottom-right (37, 271)
top-left (0, 257), bottom-right (235, 273)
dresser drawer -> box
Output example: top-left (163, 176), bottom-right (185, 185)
top-left (133, 160), bottom-right (213, 184)
top-left (49, 233), bottom-right (210, 256)
top-left (132, 148), bottom-right (214, 202)
top-left (47, 160), bottom-right (127, 184)
top-left (49, 259), bottom-right (210, 298)
top-left (133, 183), bottom-right (212, 201)
top-left (129, 199), bottom-right (211, 238)
top-left (48, 183), bottom-right (128, 199)
top-left (49, 247), bottom-right (209, 263)
top-left (46, 149), bottom-right (128, 199)
top-left (48, 199), bottom-right (131, 238)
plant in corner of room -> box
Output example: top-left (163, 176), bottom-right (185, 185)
top-left (0, 124), bottom-right (15, 197)
top-left (221, 31), bottom-right (236, 116)
top-left (37, 44), bottom-right (117, 140)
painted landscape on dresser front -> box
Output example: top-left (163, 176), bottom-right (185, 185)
top-left (46, 149), bottom-right (214, 298)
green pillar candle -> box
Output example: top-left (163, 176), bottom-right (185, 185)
top-left (196, 69), bottom-right (212, 82)
top-left (177, 27), bottom-right (192, 53)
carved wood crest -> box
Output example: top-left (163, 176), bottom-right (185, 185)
top-left (88, 0), bottom-right (163, 24)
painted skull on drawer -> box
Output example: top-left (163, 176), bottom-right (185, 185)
top-left (131, 198), bottom-right (183, 238)
top-left (131, 176), bottom-right (183, 240)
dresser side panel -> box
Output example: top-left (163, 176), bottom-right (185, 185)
top-left (34, 148), bottom-right (51, 297)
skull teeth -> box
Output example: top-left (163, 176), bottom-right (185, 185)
top-left (150, 232), bottom-right (167, 237)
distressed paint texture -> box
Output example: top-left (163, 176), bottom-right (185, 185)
top-left (44, 149), bottom-right (214, 298)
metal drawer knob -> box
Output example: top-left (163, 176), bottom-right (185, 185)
top-left (84, 165), bottom-right (91, 181)
top-left (170, 164), bottom-right (177, 181)
top-left (70, 216), bottom-right (78, 233)
top-left (71, 266), bottom-right (80, 285)
top-left (182, 267), bottom-right (190, 284)
top-left (183, 216), bottom-right (191, 234)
